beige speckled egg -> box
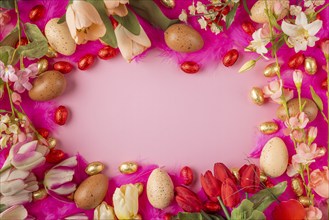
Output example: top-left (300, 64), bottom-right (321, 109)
top-left (276, 98), bottom-right (318, 122)
top-left (29, 70), bottom-right (66, 101)
top-left (45, 18), bottom-right (76, 56)
top-left (147, 168), bottom-right (174, 209)
top-left (164, 24), bottom-right (204, 53)
top-left (260, 137), bottom-right (288, 178)
top-left (74, 174), bottom-right (108, 210)
top-left (250, 0), bottom-right (289, 23)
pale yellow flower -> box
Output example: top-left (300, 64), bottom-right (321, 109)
top-left (113, 184), bottom-right (139, 219)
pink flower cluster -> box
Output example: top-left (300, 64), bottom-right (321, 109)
top-left (263, 79), bottom-right (293, 104)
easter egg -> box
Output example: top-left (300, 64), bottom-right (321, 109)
top-left (250, 0), bottom-right (289, 24)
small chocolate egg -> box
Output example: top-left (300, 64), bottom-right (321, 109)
top-left (33, 189), bottom-right (48, 201)
top-left (47, 137), bottom-right (57, 149)
top-left (291, 177), bottom-right (304, 197)
top-left (46, 46), bottom-right (58, 58)
top-left (260, 137), bottom-right (288, 178)
top-left (304, 57), bottom-right (317, 75)
top-left (37, 58), bottom-right (49, 74)
top-left (264, 63), bottom-right (280, 77)
top-left (119, 162), bottom-right (138, 174)
top-left (276, 98), bottom-right (318, 122)
top-left (74, 174), bottom-right (108, 210)
top-left (250, 0), bottom-right (289, 23)
top-left (250, 87), bottom-right (266, 105)
top-left (29, 70), bottom-right (66, 101)
top-left (85, 161), bottom-right (105, 175)
top-left (160, 0), bottom-right (175, 8)
top-left (45, 18), bottom-right (76, 56)
top-left (260, 170), bottom-right (268, 182)
top-left (135, 182), bottom-right (144, 196)
top-left (164, 24), bottom-right (204, 53)
top-left (259, 121), bottom-right (279, 135)
top-left (299, 196), bottom-right (312, 207)
top-left (147, 168), bottom-right (174, 209)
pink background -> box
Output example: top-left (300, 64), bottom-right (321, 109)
top-left (56, 50), bottom-right (277, 177)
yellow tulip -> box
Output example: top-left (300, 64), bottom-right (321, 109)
top-left (94, 202), bottom-right (116, 220)
top-left (113, 184), bottom-right (139, 219)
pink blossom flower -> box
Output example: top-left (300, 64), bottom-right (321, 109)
top-left (305, 206), bottom-right (323, 220)
top-left (285, 112), bottom-right (309, 130)
top-left (2, 139), bottom-right (49, 171)
top-left (292, 143), bottom-right (318, 165)
top-left (287, 157), bottom-right (302, 177)
top-left (308, 127), bottom-right (318, 143)
top-left (309, 166), bottom-right (329, 198)
top-left (293, 70), bottom-right (303, 88)
top-left (44, 156), bottom-right (77, 196)
top-left (320, 39), bottom-right (329, 59)
top-left (0, 11), bottom-right (11, 26)
top-left (0, 205), bottom-right (28, 219)
top-left (0, 61), bottom-right (17, 83)
top-left (13, 63), bottom-right (38, 93)
top-left (263, 79), bottom-right (293, 104)
top-left (291, 129), bottom-right (305, 142)
top-left (11, 92), bottom-right (22, 105)
top-left (260, 23), bottom-right (271, 38)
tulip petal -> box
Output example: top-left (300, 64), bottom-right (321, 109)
top-left (124, 25), bottom-right (151, 48)
top-left (72, 1), bottom-right (103, 27)
top-left (16, 140), bottom-right (38, 154)
top-left (66, 5), bottom-right (78, 43)
top-left (110, 4), bottom-right (128, 17)
top-left (0, 205), bottom-right (28, 219)
top-left (0, 193), bottom-right (32, 207)
top-left (115, 25), bottom-right (134, 61)
top-left (85, 24), bottom-right (106, 41)
top-left (0, 179), bottom-right (26, 196)
top-left (52, 182), bottom-right (76, 195)
top-left (281, 21), bottom-right (300, 37)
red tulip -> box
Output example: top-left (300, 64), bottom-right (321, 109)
top-left (214, 162), bottom-right (235, 183)
top-left (201, 170), bottom-right (221, 201)
top-left (221, 178), bottom-right (240, 208)
top-left (175, 186), bottom-right (203, 212)
top-left (239, 164), bottom-right (260, 193)
top-left (272, 199), bottom-right (306, 220)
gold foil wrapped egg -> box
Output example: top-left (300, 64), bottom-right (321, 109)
top-left (119, 162), bottom-right (138, 174)
top-left (304, 57), bottom-right (317, 75)
top-left (46, 46), bottom-right (58, 58)
top-left (250, 87), bottom-right (266, 106)
top-left (259, 121), bottom-right (279, 135)
top-left (260, 170), bottom-right (268, 182)
top-left (85, 161), bottom-right (105, 175)
top-left (47, 137), bottom-right (57, 149)
top-left (33, 189), bottom-right (48, 201)
top-left (264, 63), bottom-right (280, 77)
top-left (160, 0), bottom-right (175, 8)
top-left (299, 196), bottom-right (312, 207)
top-left (37, 58), bottom-right (49, 74)
top-left (135, 183), bottom-right (144, 196)
top-left (291, 177), bottom-right (304, 197)
top-left (230, 168), bottom-right (240, 181)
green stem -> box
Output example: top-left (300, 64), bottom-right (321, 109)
top-left (314, 3), bottom-right (329, 15)
top-left (14, 0), bottom-right (21, 44)
top-left (6, 83), bottom-right (15, 118)
top-left (218, 196), bottom-right (231, 220)
top-left (297, 88), bottom-right (302, 113)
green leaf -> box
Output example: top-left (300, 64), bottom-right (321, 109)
top-left (0, 0), bottom-right (15, 9)
top-left (0, 27), bottom-right (19, 47)
top-left (249, 181), bottom-right (287, 212)
top-left (247, 210), bottom-right (266, 220)
top-left (176, 212), bottom-right (203, 220)
top-left (17, 23), bottom-right (48, 59)
top-left (225, 3), bottom-right (239, 29)
top-left (242, 0), bottom-right (251, 15)
top-left (57, 14), bottom-right (66, 24)
top-left (310, 86), bottom-right (324, 111)
top-left (113, 9), bottom-right (141, 35)
top-left (0, 46), bottom-right (18, 65)
top-left (0, 203), bottom-right (6, 213)
top-left (231, 199), bottom-right (254, 220)
top-left (87, 0), bottom-right (117, 48)
top-left (129, 0), bottom-right (179, 31)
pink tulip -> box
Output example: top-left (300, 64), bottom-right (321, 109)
top-left (104, 0), bottom-right (129, 17)
top-left (305, 206), bottom-right (322, 220)
top-left (309, 166), bottom-right (329, 198)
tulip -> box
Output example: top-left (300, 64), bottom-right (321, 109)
top-left (200, 170), bottom-right (221, 201)
top-left (221, 178), bottom-right (240, 208)
top-left (239, 164), bottom-right (260, 193)
top-left (65, 213), bottom-right (88, 220)
top-left (2, 139), bottom-right (49, 171)
top-left (114, 24), bottom-right (151, 62)
top-left (309, 166), bottom-right (329, 198)
top-left (214, 162), bottom-right (235, 183)
top-left (0, 205), bottom-right (28, 220)
top-left (44, 156), bottom-right (77, 196)
top-left (94, 202), bottom-right (117, 220)
top-left (272, 199), bottom-right (306, 220)
top-left (66, 0), bottom-right (106, 44)
top-left (104, 0), bottom-right (129, 17)
top-left (175, 186), bottom-right (203, 212)
top-left (113, 183), bottom-right (139, 219)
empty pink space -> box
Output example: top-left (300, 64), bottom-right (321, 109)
top-left (56, 50), bottom-right (276, 176)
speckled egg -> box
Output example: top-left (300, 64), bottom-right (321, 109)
top-left (45, 18), bottom-right (76, 56)
top-left (74, 174), bottom-right (108, 210)
top-left (260, 137), bottom-right (288, 178)
top-left (147, 168), bottom-right (174, 209)
top-left (29, 70), bottom-right (66, 101)
top-left (276, 98), bottom-right (318, 122)
top-left (164, 24), bottom-right (204, 53)
top-left (250, 0), bottom-right (289, 23)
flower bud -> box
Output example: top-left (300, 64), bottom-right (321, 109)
top-left (175, 186), bottom-right (203, 212)
top-left (201, 170), bottom-right (221, 200)
top-left (307, 127), bottom-right (318, 144)
top-left (238, 60), bottom-right (256, 73)
top-left (320, 39), bottom-right (329, 60)
top-left (293, 70), bottom-right (303, 89)
top-left (221, 178), bottom-right (240, 208)
top-left (214, 163), bottom-right (235, 182)
top-left (239, 164), bottom-right (260, 193)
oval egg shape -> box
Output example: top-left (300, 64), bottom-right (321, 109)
top-left (250, 0), bottom-right (289, 23)
top-left (147, 168), bottom-right (174, 209)
top-left (260, 137), bottom-right (288, 178)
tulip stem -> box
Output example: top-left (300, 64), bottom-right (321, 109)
top-left (218, 196), bottom-right (231, 220)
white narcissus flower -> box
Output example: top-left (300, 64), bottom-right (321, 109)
top-left (178, 9), bottom-right (188, 23)
top-left (248, 28), bottom-right (270, 57)
top-left (198, 17), bottom-right (207, 30)
top-left (113, 184), bottom-right (139, 220)
top-left (282, 12), bottom-right (323, 53)
top-left (104, 0), bottom-right (129, 17)
top-left (94, 202), bottom-right (117, 220)
top-left (114, 24), bottom-right (151, 62)
top-left (290, 5), bottom-right (302, 16)
top-left (66, 0), bottom-right (106, 44)
top-left (0, 205), bottom-right (28, 220)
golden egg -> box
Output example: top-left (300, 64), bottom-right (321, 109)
top-left (250, 87), bottom-right (266, 105)
top-left (46, 46), bottom-right (58, 58)
top-left (291, 177), bottom-right (304, 197)
top-left (304, 57), bottom-right (317, 75)
top-left (259, 121), bottom-right (279, 135)
top-left (299, 196), bottom-right (312, 207)
top-left (85, 161), bottom-right (105, 175)
top-left (160, 0), bottom-right (175, 8)
top-left (230, 168), bottom-right (240, 181)
top-left (33, 189), bottom-right (48, 201)
top-left (48, 137), bottom-right (57, 149)
top-left (37, 58), bottom-right (49, 74)
top-left (260, 170), bottom-right (267, 182)
top-left (119, 162), bottom-right (138, 174)
top-left (263, 63), bottom-right (280, 77)
top-left (135, 182), bottom-right (144, 196)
